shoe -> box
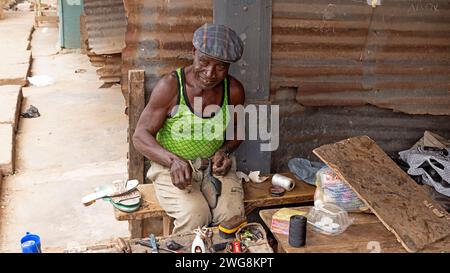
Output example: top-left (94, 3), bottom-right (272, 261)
top-left (81, 179), bottom-right (139, 206)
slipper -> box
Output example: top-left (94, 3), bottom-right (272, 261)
top-left (91, 185), bottom-right (142, 212)
top-left (82, 179), bottom-right (139, 206)
top-left (110, 189), bottom-right (141, 205)
top-left (106, 197), bottom-right (141, 213)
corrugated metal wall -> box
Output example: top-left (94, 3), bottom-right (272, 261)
top-left (120, 0), bottom-right (450, 173)
top-left (83, 0), bottom-right (126, 87)
top-left (84, 0), bottom-right (126, 54)
top-left (270, 0), bottom-right (450, 172)
top-left (271, 0), bottom-right (450, 116)
top-left (271, 88), bottom-right (450, 172)
top-left (122, 0), bottom-right (213, 103)
top-left (120, 0), bottom-right (450, 113)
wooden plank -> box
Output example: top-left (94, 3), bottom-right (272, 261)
top-left (259, 207), bottom-right (406, 253)
top-left (243, 173), bottom-right (316, 214)
top-left (127, 70), bottom-right (145, 184)
top-left (313, 136), bottom-right (450, 253)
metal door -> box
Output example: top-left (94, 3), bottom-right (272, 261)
top-left (58, 0), bottom-right (83, 48)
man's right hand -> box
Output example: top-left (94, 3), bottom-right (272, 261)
top-left (169, 157), bottom-right (192, 190)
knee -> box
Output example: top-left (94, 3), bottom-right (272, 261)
top-left (187, 200), bottom-right (212, 227)
top-left (173, 198), bottom-right (212, 233)
top-left (214, 199), bottom-right (245, 225)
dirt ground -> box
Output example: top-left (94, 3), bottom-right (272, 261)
top-left (0, 15), bottom-right (130, 252)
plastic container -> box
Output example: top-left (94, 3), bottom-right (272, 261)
top-left (20, 232), bottom-right (41, 253)
top-left (306, 202), bottom-right (353, 236)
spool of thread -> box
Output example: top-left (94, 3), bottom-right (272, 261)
top-left (289, 215), bottom-right (307, 247)
top-left (271, 174), bottom-right (295, 191)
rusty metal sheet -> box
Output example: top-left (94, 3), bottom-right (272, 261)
top-left (271, 90), bottom-right (450, 172)
top-left (87, 52), bottom-right (106, 67)
top-left (87, 52), bottom-right (122, 85)
top-left (122, 0), bottom-right (213, 104)
top-left (96, 53), bottom-right (122, 83)
top-left (82, 1), bottom-right (124, 86)
top-left (271, 0), bottom-right (450, 115)
top-left (84, 0), bottom-right (126, 55)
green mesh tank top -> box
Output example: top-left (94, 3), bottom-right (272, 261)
top-left (156, 68), bottom-right (231, 160)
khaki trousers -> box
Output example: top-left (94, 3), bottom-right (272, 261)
top-left (146, 156), bottom-right (245, 234)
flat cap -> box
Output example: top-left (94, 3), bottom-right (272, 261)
top-left (193, 23), bottom-right (244, 63)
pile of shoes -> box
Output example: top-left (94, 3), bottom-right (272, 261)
top-left (81, 179), bottom-right (142, 212)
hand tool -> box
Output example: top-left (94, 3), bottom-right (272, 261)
top-left (149, 234), bottom-right (158, 253)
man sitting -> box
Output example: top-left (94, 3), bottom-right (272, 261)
top-left (133, 23), bottom-right (246, 234)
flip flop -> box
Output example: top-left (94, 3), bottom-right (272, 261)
top-left (110, 189), bottom-right (141, 204)
top-left (90, 185), bottom-right (142, 212)
top-left (106, 197), bottom-right (141, 213)
top-left (82, 179), bottom-right (139, 206)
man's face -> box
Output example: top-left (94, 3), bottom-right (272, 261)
top-left (192, 49), bottom-right (230, 89)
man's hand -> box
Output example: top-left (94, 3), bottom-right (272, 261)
top-left (212, 149), bottom-right (232, 176)
top-left (169, 157), bottom-right (192, 190)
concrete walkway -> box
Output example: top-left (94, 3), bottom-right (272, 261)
top-left (0, 19), bottom-right (129, 252)
top-left (0, 11), bottom-right (33, 86)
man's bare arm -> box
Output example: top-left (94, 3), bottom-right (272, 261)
top-left (132, 74), bottom-right (192, 189)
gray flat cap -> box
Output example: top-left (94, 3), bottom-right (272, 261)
top-left (192, 23), bottom-right (244, 63)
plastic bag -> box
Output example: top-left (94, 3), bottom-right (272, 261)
top-left (314, 166), bottom-right (369, 212)
top-left (288, 157), bottom-right (325, 185)
top-left (399, 146), bottom-right (450, 197)
top-left (28, 75), bottom-right (54, 87)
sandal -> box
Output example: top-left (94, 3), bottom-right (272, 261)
top-left (82, 179), bottom-right (139, 206)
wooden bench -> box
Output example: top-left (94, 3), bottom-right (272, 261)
top-left (114, 172), bottom-right (316, 238)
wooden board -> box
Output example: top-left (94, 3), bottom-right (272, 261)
top-left (260, 207), bottom-right (407, 253)
top-left (313, 136), bottom-right (450, 252)
top-left (243, 173), bottom-right (316, 214)
top-left (127, 70), bottom-right (145, 184)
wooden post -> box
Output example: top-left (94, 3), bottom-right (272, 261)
top-left (128, 220), bottom-right (143, 239)
top-left (128, 70), bottom-right (145, 184)
top-left (127, 70), bottom-right (145, 238)
top-left (162, 216), bottom-right (174, 236)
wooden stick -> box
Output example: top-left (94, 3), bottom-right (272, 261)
top-left (128, 70), bottom-right (145, 184)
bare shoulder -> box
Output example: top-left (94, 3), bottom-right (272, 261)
top-left (147, 72), bottom-right (179, 109)
top-left (227, 75), bottom-right (245, 105)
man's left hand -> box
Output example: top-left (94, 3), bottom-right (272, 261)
top-left (212, 149), bottom-right (232, 176)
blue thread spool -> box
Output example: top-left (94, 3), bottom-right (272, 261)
top-left (20, 232), bottom-right (41, 253)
